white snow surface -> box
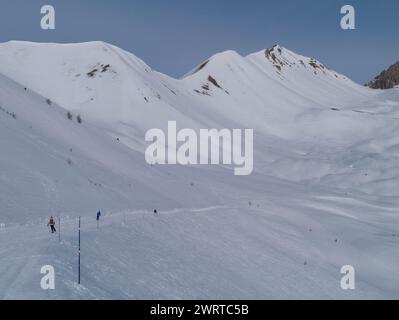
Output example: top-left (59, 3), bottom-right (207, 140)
top-left (0, 41), bottom-right (399, 299)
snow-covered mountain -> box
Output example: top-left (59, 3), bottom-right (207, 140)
top-left (1, 41), bottom-right (399, 299)
top-left (0, 41), bottom-right (369, 137)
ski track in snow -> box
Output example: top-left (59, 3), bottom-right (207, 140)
top-left (1, 198), bottom-right (398, 299)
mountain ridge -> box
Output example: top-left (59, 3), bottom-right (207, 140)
top-left (0, 40), bottom-right (369, 139)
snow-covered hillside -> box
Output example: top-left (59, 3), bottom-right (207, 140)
top-left (0, 41), bottom-right (399, 299)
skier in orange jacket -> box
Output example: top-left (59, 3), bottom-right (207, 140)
top-left (47, 216), bottom-right (57, 233)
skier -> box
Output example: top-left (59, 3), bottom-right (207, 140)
top-left (47, 216), bottom-right (57, 234)
top-left (96, 211), bottom-right (102, 229)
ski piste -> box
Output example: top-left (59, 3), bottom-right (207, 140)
top-left (0, 27), bottom-right (399, 299)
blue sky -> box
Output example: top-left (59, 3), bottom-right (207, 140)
top-left (0, 0), bottom-right (398, 83)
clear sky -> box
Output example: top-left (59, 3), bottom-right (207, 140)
top-left (0, 0), bottom-right (398, 83)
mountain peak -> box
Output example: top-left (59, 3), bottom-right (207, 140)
top-left (367, 60), bottom-right (399, 89)
top-left (244, 44), bottom-right (345, 82)
top-left (184, 50), bottom-right (243, 77)
top-left (262, 45), bottom-right (329, 73)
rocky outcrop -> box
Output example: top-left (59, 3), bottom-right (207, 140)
top-left (367, 61), bottom-right (399, 89)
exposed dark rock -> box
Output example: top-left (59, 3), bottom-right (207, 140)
top-left (367, 61), bottom-right (399, 89)
top-left (208, 76), bottom-right (222, 89)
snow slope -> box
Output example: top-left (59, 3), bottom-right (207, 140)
top-left (0, 41), bottom-right (399, 299)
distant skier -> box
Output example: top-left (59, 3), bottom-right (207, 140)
top-left (96, 211), bottom-right (102, 229)
top-left (47, 216), bottom-right (57, 233)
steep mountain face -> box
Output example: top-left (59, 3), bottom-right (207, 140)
top-left (1, 41), bottom-right (399, 299)
top-left (367, 60), bottom-right (399, 89)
